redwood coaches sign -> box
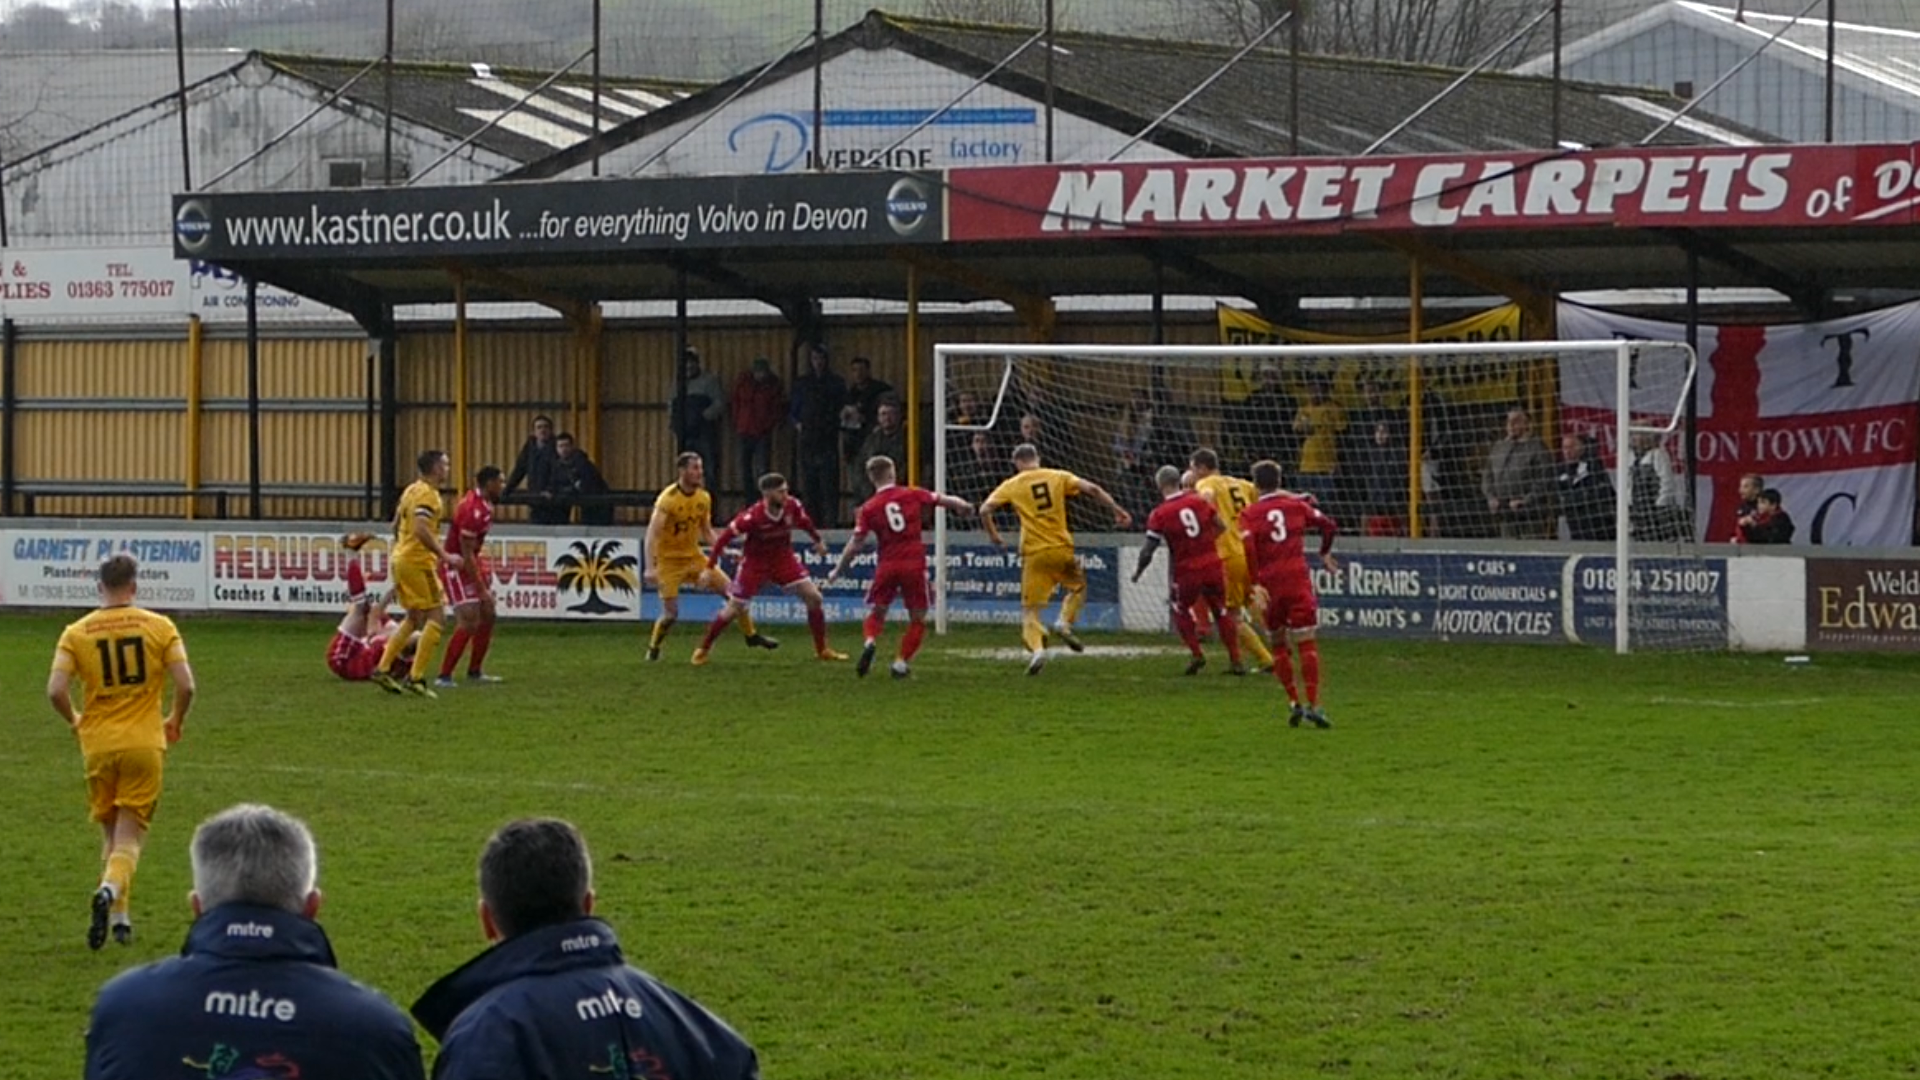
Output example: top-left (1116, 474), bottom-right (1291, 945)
top-left (946, 143), bottom-right (1920, 240)
top-left (1805, 559), bottom-right (1920, 651)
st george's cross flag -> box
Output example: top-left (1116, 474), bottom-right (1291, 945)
top-left (1557, 300), bottom-right (1920, 547)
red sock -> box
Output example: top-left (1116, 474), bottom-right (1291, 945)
top-left (1299, 640), bottom-right (1321, 706)
top-left (1171, 603), bottom-right (1202, 658)
top-left (468, 621), bottom-right (494, 675)
top-left (901, 620), bottom-right (927, 661)
top-left (698, 614), bottom-right (731, 651)
top-left (1272, 645), bottom-right (1299, 703)
top-left (438, 626), bottom-right (471, 679)
top-left (346, 558), bottom-right (366, 602)
top-left (807, 606), bottom-right (828, 652)
top-left (863, 609), bottom-right (885, 643)
top-left (1218, 608), bottom-right (1243, 665)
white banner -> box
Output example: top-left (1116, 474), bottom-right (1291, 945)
top-left (203, 530), bottom-right (642, 621)
top-left (1559, 300), bottom-right (1920, 546)
top-left (2, 529), bottom-right (209, 608)
top-left (0, 247), bottom-right (189, 319)
top-left (188, 260), bottom-right (346, 323)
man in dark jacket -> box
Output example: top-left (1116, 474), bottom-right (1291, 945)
top-left (414, 818), bottom-right (759, 1080)
top-left (1738, 488), bottom-right (1796, 544)
top-left (789, 341), bottom-right (847, 526)
top-left (553, 432), bottom-right (614, 526)
top-left (85, 803), bottom-right (423, 1080)
top-left (506, 415), bottom-right (568, 526)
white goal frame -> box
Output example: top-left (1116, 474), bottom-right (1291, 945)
top-left (932, 340), bottom-right (1698, 655)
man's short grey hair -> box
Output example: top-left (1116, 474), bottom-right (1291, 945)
top-left (1155, 464), bottom-right (1182, 492)
top-left (190, 804), bottom-right (318, 914)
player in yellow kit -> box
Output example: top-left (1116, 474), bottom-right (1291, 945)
top-left (1189, 448), bottom-right (1278, 672)
top-left (372, 449), bottom-right (462, 698)
top-left (47, 554), bottom-right (196, 949)
top-left (980, 442), bottom-right (1131, 675)
top-left (643, 451), bottom-right (779, 660)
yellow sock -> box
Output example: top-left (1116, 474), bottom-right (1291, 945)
top-left (650, 617), bottom-right (673, 649)
top-left (376, 623), bottom-right (410, 672)
top-left (1238, 620), bottom-right (1275, 666)
top-left (1060, 585), bottom-right (1087, 626)
top-left (738, 610), bottom-right (759, 638)
top-left (1020, 610), bottom-right (1046, 653)
top-left (103, 849), bottom-right (139, 914)
top-left (410, 621), bottom-right (444, 682)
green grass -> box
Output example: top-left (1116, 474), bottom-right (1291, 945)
top-left (5, 612), bottom-right (1920, 1079)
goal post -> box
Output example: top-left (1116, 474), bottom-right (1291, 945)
top-left (933, 340), bottom-right (1701, 654)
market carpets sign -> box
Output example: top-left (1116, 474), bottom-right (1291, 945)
top-left (1805, 559), bottom-right (1920, 650)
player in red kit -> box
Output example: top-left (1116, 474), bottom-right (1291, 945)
top-left (696, 473), bottom-right (846, 664)
top-left (826, 455), bottom-right (973, 679)
top-left (1132, 465), bottom-right (1244, 676)
top-left (1239, 459), bottom-right (1339, 728)
top-left (325, 532), bottom-right (416, 682)
top-left (435, 466), bottom-right (506, 687)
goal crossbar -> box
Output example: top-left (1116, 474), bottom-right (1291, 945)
top-left (932, 340), bottom-right (1699, 654)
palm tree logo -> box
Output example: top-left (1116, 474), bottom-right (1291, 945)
top-left (554, 539), bottom-right (639, 615)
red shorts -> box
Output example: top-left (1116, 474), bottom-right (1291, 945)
top-left (327, 633), bottom-right (388, 681)
top-left (440, 559), bottom-right (488, 608)
top-left (1262, 582), bottom-right (1320, 633)
top-left (729, 554), bottom-right (810, 600)
top-left (1172, 564), bottom-right (1227, 613)
top-left (867, 565), bottom-right (931, 612)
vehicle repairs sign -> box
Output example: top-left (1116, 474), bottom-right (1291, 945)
top-left (1313, 554), bottom-right (1564, 643)
top-left (174, 170), bottom-right (945, 261)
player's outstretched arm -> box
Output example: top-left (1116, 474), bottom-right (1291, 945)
top-left (827, 529), bottom-right (870, 584)
top-left (705, 526), bottom-right (738, 570)
top-left (1131, 535), bottom-right (1162, 582)
top-left (1077, 478), bottom-right (1133, 528)
top-left (934, 493), bottom-right (973, 516)
top-left (979, 497), bottom-right (1006, 547)
top-left (45, 664), bottom-right (77, 729)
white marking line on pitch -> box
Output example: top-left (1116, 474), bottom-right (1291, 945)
top-left (944, 645), bottom-right (1185, 661)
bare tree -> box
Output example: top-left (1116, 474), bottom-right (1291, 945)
top-left (916, 0), bottom-right (1071, 27)
top-left (1187, 0), bottom-right (1551, 67)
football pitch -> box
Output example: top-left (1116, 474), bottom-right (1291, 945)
top-left (4, 612), bottom-right (1918, 1079)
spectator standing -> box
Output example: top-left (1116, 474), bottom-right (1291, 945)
top-left (853, 398), bottom-right (909, 502)
top-left (842, 356), bottom-right (894, 466)
top-left (731, 357), bottom-right (787, 505)
top-left (84, 803), bottom-right (423, 1080)
top-left (553, 432), bottom-right (613, 526)
top-left (953, 431), bottom-right (1005, 507)
top-left (671, 348), bottom-right (727, 480)
top-left (1728, 472), bottom-right (1764, 539)
top-left (412, 818), bottom-right (760, 1080)
top-left (1227, 363), bottom-right (1293, 473)
top-left (1360, 420), bottom-right (1412, 536)
top-left (1556, 432), bottom-right (1615, 541)
top-left (1737, 487), bottom-right (1796, 544)
top-left (1481, 408), bottom-right (1554, 538)
top-left (1627, 431), bottom-right (1689, 541)
top-left (505, 415), bottom-right (566, 526)
top-left (790, 342), bottom-right (847, 526)
top-left (1292, 378), bottom-right (1346, 507)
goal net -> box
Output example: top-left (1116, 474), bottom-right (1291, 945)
top-left (932, 340), bottom-right (1717, 654)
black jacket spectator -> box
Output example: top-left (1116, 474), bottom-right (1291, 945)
top-left (553, 435), bottom-right (612, 526)
top-left (1556, 435), bottom-right (1616, 541)
top-left (842, 357), bottom-right (894, 463)
top-left (413, 918), bottom-right (758, 1080)
top-left (86, 903), bottom-right (423, 1080)
top-left (1739, 491), bottom-right (1795, 544)
top-left (790, 344), bottom-right (848, 525)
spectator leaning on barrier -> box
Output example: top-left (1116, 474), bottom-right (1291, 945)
top-left (842, 356), bottom-right (894, 467)
top-left (672, 348), bottom-right (726, 481)
top-left (506, 415), bottom-right (567, 526)
top-left (1738, 487), bottom-right (1796, 544)
top-left (412, 818), bottom-right (760, 1080)
top-left (1556, 432), bottom-right (1615, 542)
top-left (854, 398), bottom-right (908, 503)
top-left (552, 433), bottom-right (613, 526)
top-left (84, 803), bottom-right (424, 1080)
top-left (1481, 408), bottom-right (1554, 539)
top-left (790, 342), bottom-right (847, 527)
top-left (731, 357), bottom-right (787, 505)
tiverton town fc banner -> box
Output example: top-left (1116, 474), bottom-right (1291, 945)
top-left (1558, 301), bottom-right (1920, 547)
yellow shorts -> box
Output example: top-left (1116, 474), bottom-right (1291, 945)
top-left (1020, 548), bottom-right (1086, 609)
top-left (1222, 552), bottom-right (1253, 610)
top-left (84, 748), bottom-right (165, 827)
top-left (656, 557), bottom-right (719, 600)
top-left (393, 561), bottom-right (445, 612)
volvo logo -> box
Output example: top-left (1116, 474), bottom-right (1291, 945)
top-left (175, 199), bottom-right (213, 255)
top-left (885, 176), bottom-right (932, 237)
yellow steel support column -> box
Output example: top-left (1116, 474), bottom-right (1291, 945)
top-left (1408, 257), bottom-right (1425, 540)
top-left (184, 314), bottom-right (203, 520)
top-left (453, 274), bottom-right (470, 486)
top-left (906, 263), bottom-right (921, 487)
top-left (584, 304), bottom-right (603, 461)
top-left (890, 246), bottom-right (1055, 343)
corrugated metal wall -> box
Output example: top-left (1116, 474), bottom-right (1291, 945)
top-left (3, 312), bottom-right (1218, 520)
